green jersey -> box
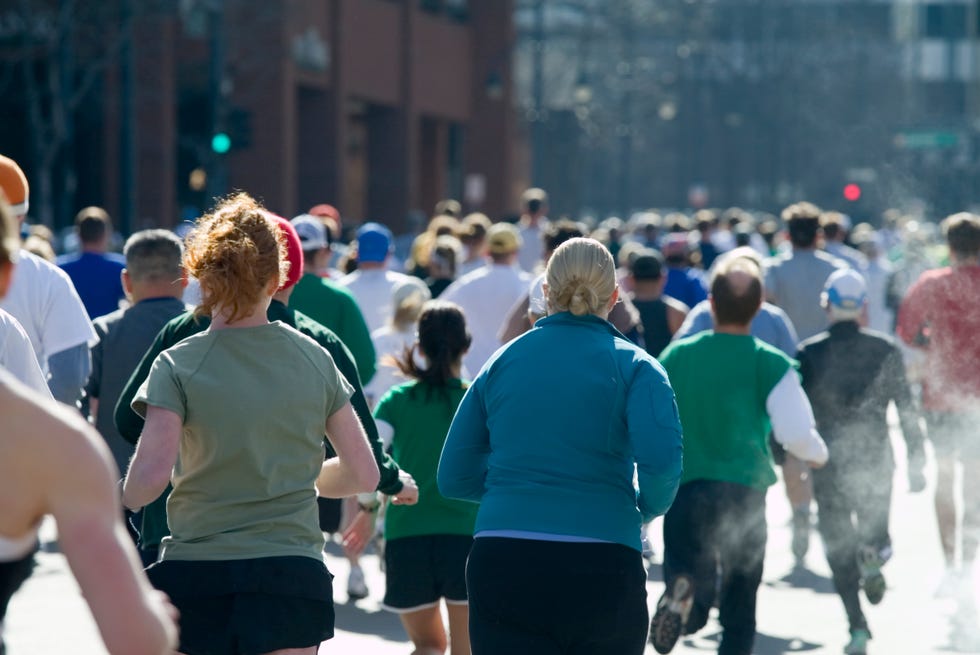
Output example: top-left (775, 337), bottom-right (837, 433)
top-left (374, 379), bottom-right (478, 540)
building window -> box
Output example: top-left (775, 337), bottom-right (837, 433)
top-left (924, 4), bottom-right (967, 38)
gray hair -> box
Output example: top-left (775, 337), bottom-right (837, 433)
top-left (123, 229), bottom-right (184, 283)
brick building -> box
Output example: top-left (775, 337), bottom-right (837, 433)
top-left (1, 0), bottom-right (519, 234)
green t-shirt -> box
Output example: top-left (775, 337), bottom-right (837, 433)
top-left (133, 321), bottom-right (353, 561)
top-left (373, 379), bottom-right (478, 540)
top-left (289, 273), bottom-right (377, 384)
top-left (658, 331), bottom-right (793, 490)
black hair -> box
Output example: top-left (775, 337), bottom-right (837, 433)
top-left (393, 301), bottom-right (471, 392)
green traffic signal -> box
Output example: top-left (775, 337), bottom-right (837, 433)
top-left (211, 132), bottom-right (231, 154)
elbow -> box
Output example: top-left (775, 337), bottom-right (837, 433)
top-left (357, 460), bottom-right (381, 495)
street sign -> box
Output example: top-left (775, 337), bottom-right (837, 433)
top-left (894, 130), bottom-right (960, 150)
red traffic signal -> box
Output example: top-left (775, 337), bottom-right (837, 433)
top-left (843, 183), bottom-right (862, 202)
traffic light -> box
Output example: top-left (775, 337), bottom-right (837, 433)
top-left (843, 183), bottom-right (862, 202)
top-left (211, 132), bottom-right (231, 154)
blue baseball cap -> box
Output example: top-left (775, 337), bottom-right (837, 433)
top-left (357, 222), bottom-right (393, 263)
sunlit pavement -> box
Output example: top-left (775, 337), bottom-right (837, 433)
top-left (7, 420), bottom-right (980, 654)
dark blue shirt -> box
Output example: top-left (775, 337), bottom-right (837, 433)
top-left (57, 251), bottom-right (126, 319)
top-left (664, 267), bottom-right (708, 309)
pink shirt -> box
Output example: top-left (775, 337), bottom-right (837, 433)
top-left (897, 265), bottom-right (980, 412)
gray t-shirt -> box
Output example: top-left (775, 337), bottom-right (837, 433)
top-left (86, 297), bottom-right (188, 474)
top-left (133, 321), bottom-right (354, 562)
top-left (764, 249), bottom-right (847, 341)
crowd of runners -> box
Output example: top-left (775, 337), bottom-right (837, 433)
top-left (1, 148), bottom-right (979, 655)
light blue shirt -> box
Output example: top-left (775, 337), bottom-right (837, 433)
top-left (673, 300), bottom-right (799, 357)
top-left (437, 312), bottom-right (683, 552)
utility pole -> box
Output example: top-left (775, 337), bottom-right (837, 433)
top-left (531, 0), bottom-right (545, 187)
top-left (206, 0), bottom-right (228, 206)
top-left (618, 7), bottom-right (634, 217)
top-left (119, 0), bottom-right (136, 235)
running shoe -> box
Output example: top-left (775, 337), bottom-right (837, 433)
top-left (792, 508), bottom-right (811, 563)
top-left (347, 564), bottom-right (369, 601)
top-left (649, 575), bottom-right (694, 654)
top-left (858, 546), bottom-right (886, 605)
top-left (935, 566), bottom-right (961, 599)
top-left (844, 628), bottom-right (871, 654)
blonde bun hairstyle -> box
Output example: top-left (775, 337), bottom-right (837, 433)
top-left (545, 237), bottom-right (617, 317)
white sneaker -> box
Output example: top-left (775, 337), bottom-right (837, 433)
top-left (936, 567), bottom-right (962, 599)
top-left (347, 565), bottom-right (369, 600)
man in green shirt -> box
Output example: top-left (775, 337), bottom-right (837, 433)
top-left (650, 255), bottom-right (828, 655)
top-left (289, 214), bottom-right (376, 384)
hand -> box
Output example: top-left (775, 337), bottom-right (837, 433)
top-left (391, 472), bottom-right (419, 506)
top-left (342, 509), bottom-right (377, 556)
top-left (154, 590), bottom-right (180, 624)
top-left (909, 468), bottom-right (927, 493)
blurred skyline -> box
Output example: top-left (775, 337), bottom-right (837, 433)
top-left (1, 0), bottom-right (978, 234)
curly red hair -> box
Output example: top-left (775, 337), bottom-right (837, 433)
top-left (184, 193), bottom-right (289, 323)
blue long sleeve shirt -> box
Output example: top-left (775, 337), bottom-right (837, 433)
top-left (437, 311), bottom-right (683, 552)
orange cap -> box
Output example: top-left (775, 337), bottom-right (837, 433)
top-left (0, 155), bottom-right (28, 216)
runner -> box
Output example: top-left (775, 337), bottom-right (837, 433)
top-left (121, 193), bottom-right (379, 654)
top-left (798, 269), bottom-right (926, 655)
top-left (439, 237), bottom-right (682, 655)
top-left (368, 301), bottom-right (477, 655)
top-left (652, 255), bottom-right (828, 655)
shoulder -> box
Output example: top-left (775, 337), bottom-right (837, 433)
top-left (161, 310), bottom-right (207, 341)
top-left (815, 249), bottom-right (848, 269)
top-left (796, 331), bottom-right (829, 353)
top-left (21, 250), bottom-right (75, 286)
top-left (337, 271), bottom-right (360, 287)
top-left (858, 327), bottom-right (899, 350)
top-left (664, 295), bottom-right (690, 313)
top-left (754, 338), bottom-right (796, 368)
top-left (763, 252), bottom-right (791, 269)
top-left (3, 371), bottom-right (113, 473)
top-left (277, 320), bottom-right (330, 350)
top-left (293, 309), bottom-right (342, 343)
top-left (93, 307), bottom-right (126, 332)
top-left (759, 302), bottom-right (790, 321)
top-left (0, 307), bottom-right (27, 334)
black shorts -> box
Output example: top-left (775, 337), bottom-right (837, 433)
top-left (926, 411), bottom-right (980, 458)
top-left (146, 556), bottom-right (334, 655)
top-left (383, 534), bottom-right (472, 612)
top-left (318, 496), bottom-right (343, 534)
top-left (466, 537), bottom-right (649, 655)
top-left (0, 551), bottom-right (34, 622)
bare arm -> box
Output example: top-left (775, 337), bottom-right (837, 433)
top-left (317, 402), bottom-right (380, 498)
top-left (666, 304), bottom-right (688, 336)
top-left (48, 423), bottom-right (177, 655)
top-left (122, 406), bottom-right (181, 511)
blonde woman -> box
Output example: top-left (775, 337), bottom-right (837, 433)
top-left (122, 193), bottom-right (379, 655)
top-left (438, 237), bottom-right (683, 654)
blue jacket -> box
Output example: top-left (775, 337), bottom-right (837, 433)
top-left (437, 311), bottom-right (683, 551)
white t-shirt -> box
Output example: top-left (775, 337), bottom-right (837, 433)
top-left (338, 268), bottom-right (426, 334)
top-left (0, 308), bottom-right (51, 397)
top-left (441, 263), bottom-right (531, 375)
top-left (518, 222), bottom-right (547, 273)
top-left (0, 250), bottom-right (95, 374)
top-left (363, 325), bottom-right (417, 407)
